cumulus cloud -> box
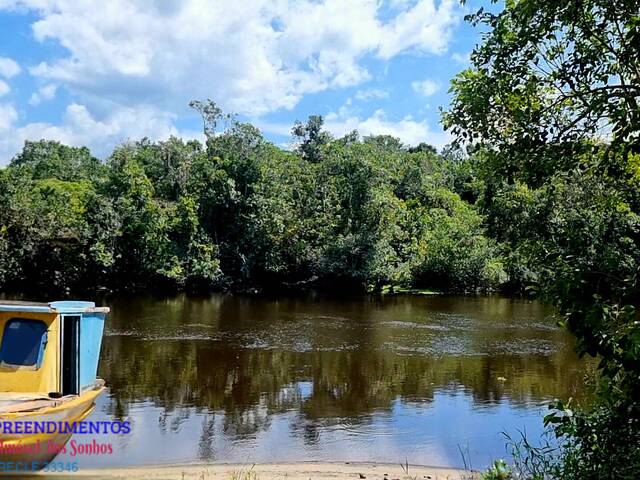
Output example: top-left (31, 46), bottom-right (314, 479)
top-left (0, 0), bottom-right (459, 161)
top-left (324, 108), bottom-right (450, 146)
top-left (0, 103), bottom-right (18, 130)
top-left (260, 106), bottom-right (451, 148)
top-left (3, 0), bottom-right (457, 116)
top-left (411, 79), bottom-right (439, 97)
top-left (28, 83), bottom-right (57, 105)
top-left (354, 88), bottom-right (389, 101)
top-left (376, 1), bottom-right (458, 60)
top-left (0, 80), bottom-right (9, 97)
top-left (452, 51), bottom-right (471, 65)
top-left (0, 57), bottom-right (20, 78)
top-left (0, 102), bottom-right (203, 164)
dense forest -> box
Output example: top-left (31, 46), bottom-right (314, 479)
top-left (0, 118), bottom-right (506, 296)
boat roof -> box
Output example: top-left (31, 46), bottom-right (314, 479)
top-left (0, 300), bottom-right (109, 314)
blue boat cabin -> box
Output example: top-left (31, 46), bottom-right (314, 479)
top-left (0, 301), bottom-right (109, 397)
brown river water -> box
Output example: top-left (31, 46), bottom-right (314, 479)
top-left (52, 293), bottom-right (591, 470)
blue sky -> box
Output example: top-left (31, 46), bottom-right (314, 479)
top-left (0, 0), bottom-right (495, 165)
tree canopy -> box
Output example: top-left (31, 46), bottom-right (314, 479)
top-left (0, 118), bottom-right (503, 296)
top-left (445, 1), bottom-right (640, 478)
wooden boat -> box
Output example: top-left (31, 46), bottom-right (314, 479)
top-left (0, 300), bottom-right (108, 471)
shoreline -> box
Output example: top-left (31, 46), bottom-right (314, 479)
top-left (37, 462), bottom-right (477, 480)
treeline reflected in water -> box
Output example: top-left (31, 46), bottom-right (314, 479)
top-left (98, 293), bottom-right (593, 439)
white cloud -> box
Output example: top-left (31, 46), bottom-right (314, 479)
top-left (452, 51), bottom-right (470, 65)
top-left (324, 108), bottom-right (450, 146)
top-left (28, 83), bottom-right (57, 105)
top-left (0, 57), bottom-right (20, 78)
top-left (260, 105), bottom-right (451, 147)
top-left (3, 0), bottom-right (457, 117)
top-left (325, 97), bottom-right (358, 121)
top-left (0, 103), bottom-right (18, 130)
top-left (0, 80), bottom-right (9, 97)
top-left (256, 121), bottom-right (293, 138)
top-left (354, 88), bottom-right (389, 101)
top-left (411, 78), bottom-right (439, 97)
top-left (0, 103), bottom-right (203, 165)
top-left (0, 0), bottom-right (460, 161)
top-left (377, 0), bottom-right (458, 59)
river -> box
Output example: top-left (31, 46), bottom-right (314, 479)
top-left (59, 293), bottom-right (591, 469)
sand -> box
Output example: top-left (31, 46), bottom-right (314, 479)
top-left (35, 462), bottom-right (477, 480)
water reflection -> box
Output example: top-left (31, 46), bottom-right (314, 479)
top-left (64, 294), bottom-right (593, 468)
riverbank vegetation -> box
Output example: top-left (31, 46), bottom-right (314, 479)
top-left (0, 118), bottom-right (505, 296)
top-left (444, 0), bottom-right (639, 478)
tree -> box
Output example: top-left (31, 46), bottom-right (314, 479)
top-left (0, 144), bottom-right (119, 293)
top-left (124, 137), bottom-right (204, 201)
top-left (0, 102), bottom-right (503, 297)
top-left (444, 1), bottom-right (640, 477)
top-left (408, 142), bottom-right (437, 155)
top-left (10, 140), bottom-right (104, 182)
top-left (363, 134), bottom-right (405, 153)
top-left (292, 115), bottom-right (333, 163)
top-left (444, 0), bottom-right (639, 184)
top-left (189, 99), bottom-right (235, 138)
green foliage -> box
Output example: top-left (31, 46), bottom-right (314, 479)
top-left (0, 108), bottom-right (504, 295)
top-left (445, 0), bottom-right (640, 478)
top-left (444, 0), bottom-right (640, 186)
top-left (10, 140), bottom-right (104, 182)
top-left (0, 162), bottom-right (107, 292)
top-left (545, 398), bottom-right (640, 479)
top-left (481, 460), bottom-right (512, 480)
top-left (189, 98), bottom-right (234, 139)
top-left (410, 188), bottom-right (505, 291)
top-left (292, 115), bottom-right (333, 163)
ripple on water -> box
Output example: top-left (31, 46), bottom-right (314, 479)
top-left (380, 320), bottom-right (450, 331)
top-left (138, 334), bottom-right (217, 341)
top-left (105, 329), bottom-right (141, 337)
top-left (183, 323), bottom-right (217, 329)
top-left (494, 339), bottom-right (557, 355)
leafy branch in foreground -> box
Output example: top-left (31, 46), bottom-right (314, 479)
top-left (446, 1), bottom-right (640, 478)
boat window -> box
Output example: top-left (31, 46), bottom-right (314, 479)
top-left (0, 318), bottom-right (48, 369)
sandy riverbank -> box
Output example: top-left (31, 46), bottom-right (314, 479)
top-left (36, 462), bottom-right (477, 480)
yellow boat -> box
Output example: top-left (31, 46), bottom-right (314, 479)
top-left (0, 300), bottom-right (109, 473)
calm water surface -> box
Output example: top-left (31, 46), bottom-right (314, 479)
top-left (61, 294), bottom-right (591, 469)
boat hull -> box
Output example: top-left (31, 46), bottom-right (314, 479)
top-left (0, 387), bottom-right (104, 472)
